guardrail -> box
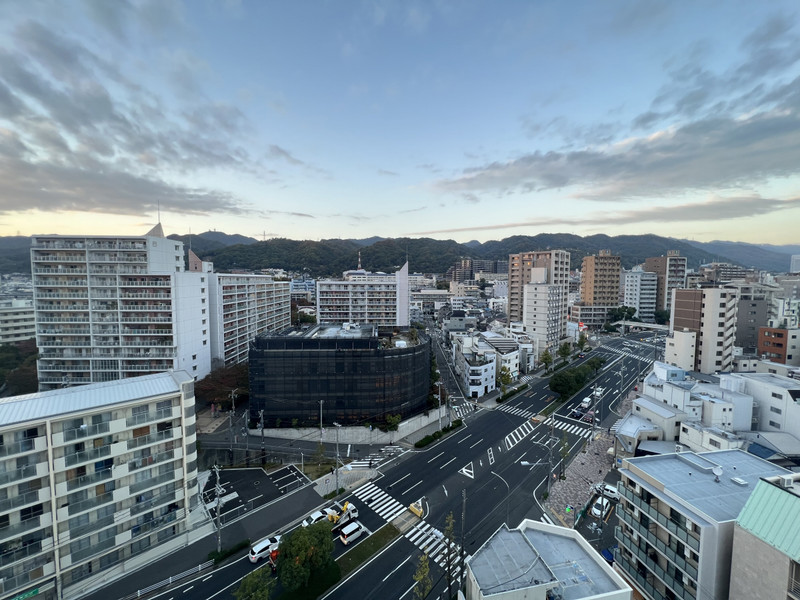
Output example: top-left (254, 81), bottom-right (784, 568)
top-left (122, 559), bottom-right (214, 599)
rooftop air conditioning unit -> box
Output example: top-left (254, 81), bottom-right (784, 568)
top-left (779, 475), bottom-right (794, 489)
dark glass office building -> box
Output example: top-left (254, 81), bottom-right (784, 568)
top-left (249, 324), bottom-right (430, 426)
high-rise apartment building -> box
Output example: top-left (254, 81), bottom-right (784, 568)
top-left (522, 268), bottom-right (565, 353)
top-left (668, 287), bottom-right (738, 374)
top-left (508, 250), bottom-right (570, 333)
top-left (316, 262), bottom-right (409, 327)
top-left (571, 250), bottom-right (621, 328)
top-left (645, 250), bottom-right (688, 313)
top-left (615, 449), bottom-right (790, 600)
top-left (0, 297), bottom-right (35, 344)
top-left (31, 227), bottom-right (211, 391)
top-left (623, 268), bottom-right (658, 323)
top-left (0, 371), bottom-right (199, 600)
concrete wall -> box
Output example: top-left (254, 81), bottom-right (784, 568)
top-left (729, 523), bottom-right (789, 600)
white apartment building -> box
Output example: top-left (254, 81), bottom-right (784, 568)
top-left (480, 332), bottom-right (520, 380)
top-left (0, 371), bottom-right (199, 600)
top-left (669, 287), bottom-right (739, 374)
top-left (623, 268), bottom-right (658, 323)
top-left (508, 249), bottom-right (570, 330)
top-left (522, 272), bottom-right (565, 353)
top-left (615, 449), bottom-right (790, 600)
top-left (31, 228), bottom-right (211, 391)
top-left (316, 262), bottom-right (410, 327)
top-left (723, 372), bottom-right (800, 437)
top-left (206, 274), bottom-right (291, 367)
top-left (452, 333), bottom-right (497, 398)
top-left (0, 298), bottom-right (35, 344)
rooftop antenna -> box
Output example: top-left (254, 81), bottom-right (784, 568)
top-left (157, 198), bottom-right (161, 224)
top-left (712, 465), bottom-right (723, 483)
top-left (358, 250), bottom-right (362, 270)
top-left (188, 227), bottom-right (192, 251)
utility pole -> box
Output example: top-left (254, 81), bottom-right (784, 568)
top-left (592, 383), bottom-right (598, 441)
top-left (214, 464), bottom-right (222, 553)
top-left (333, 422), bottom-right (341, 495)
top-left (318, 400), bottom-right (324, 442)
top-left (259, 409), bottom-right (265, 455)
top-left (460, 489), bottom-right (466, 590)
top-left (547, 421), bottom-right (554, 494)
top-left (438, 382), bottom-right (443, 431)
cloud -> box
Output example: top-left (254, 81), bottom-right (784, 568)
top-left (378, 168), bottom-right (398, 176)
top-left (267, 145), bottom-right (305, 166)
top-left (410, 195), bottom-right (800, 236)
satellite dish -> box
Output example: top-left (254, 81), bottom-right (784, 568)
top-left (712, 466), bottom-right (723, 482)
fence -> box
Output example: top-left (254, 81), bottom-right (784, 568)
top-left (122, 559), bottom-right (214, 599)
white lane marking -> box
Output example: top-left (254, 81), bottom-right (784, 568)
top-left (183, 587), bottom-right (194, 593)
top-left (427, 452), bottom-right (445, 463)
top-left (440, 457), bottom-right (456, 469)
top-left (457, 434), bottom-right (473, 444)
top-left (469, 438), bottom-right (484, 449)
top-left (202, 575), bottom-right (213, 582)
top-left (383, 556), bottom-right (412, 581)
top-left (390, 473), bottom-right (410, 486)
top-left (403, 480), bottom-right (423, 495)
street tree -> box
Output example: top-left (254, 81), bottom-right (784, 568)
top-left (654, 309), bottom-right (670, 325)
top-left (413, 553), bottom-right (432, 600)
top-left (385, 413), bottom-right (402, 431)
top-left (586, 356), bottom-right (606, 376)
top-left (235, 565), bottom-right (275, 600)
top-left (539, 349), bottom-right (553, 373)
top-left (276, 521), bottom-right (334, 591)
top-left (497, 366), bottom-right (512, 395)
top-left (608, 305), bottom-right (637, 323)
top-left (549, 370), bottom-right (576, 399)
top-left (576, 332), bottom-right (588, 351)
top-left (557, 342), bottom-right (572, 365)
top-left (559, 433), bottom-right (569, 477)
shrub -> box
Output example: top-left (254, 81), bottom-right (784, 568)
top-left (208, 538), bottom-right (250, 565)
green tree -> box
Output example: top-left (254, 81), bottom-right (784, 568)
top-left (314, 442), bottom-right (326, 466)
top-left (276, 521), bottom-right (334, 591)
top-left (654, 309), bottom-right (670, 325)
top-left (576, 332), bottom-right (588, 351)
top-left (235, 565), bottom-right (275, 600)
top-left (549, 370), bottom-right (576, 399)
top-left (413, 553), bottom-right (432, 600)
top-left (443, 512), bottom-right (456, 599)
top-left (497, 366), bottom-right (512, 395)
top-left (385, 413), bottom-right (402, 431)
top-left (539, 349), bottom-right (553, 373)
top-left (607, 305), bottom-right (637, 323)
top-left (559, 433), bottom-right (570, 478)
top-left (586, 356), bottom-right (606, 376)
top-left (557, 342), bottom-right (572, 365)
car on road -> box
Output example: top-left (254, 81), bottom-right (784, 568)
top-left (578, 352), bottom-right (585, 358)
top-left (570, 408), bottom-right (585, 419)
top-left (302, 509), bottom-right (336, 527)
top-left (591, 497), bottom-right (611, 519)
top-left (592, 482), bottom-right (620, 501)
top-left (581, 410), bottom-right (596, 423)
top-left (249, 535), bottom-right (281, 563)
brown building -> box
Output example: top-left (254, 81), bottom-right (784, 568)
top-left (758, 326), bottom-right (800, 365)
top-left (507, 250), bottom-right (570, 325)
top-left (645, 250), bottom-right (687, 313)
top-left (580, 249), bottom-right (621, 306)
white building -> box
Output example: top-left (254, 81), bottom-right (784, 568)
top-left (0, 297), bottom-right (35, 344)
top-left (480, 332), bottom-right (521, 380)
top-left (522, 269), bottom-right (566, 353)
top-left (31, 227), bottom-right (211, 391)
top-left (316, 262), bottom-right (409, 327)
top-left (623, 268), bottom-right (657, 323)
top-left (0, 371), bottom-right (199, 600)
top-left (723, 372), bottom-right (800, 437)
top-left (452, 333), bottom-right (497, 399)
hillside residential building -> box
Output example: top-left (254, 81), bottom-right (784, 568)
top-left (31, 227), bottom-right (211, 391)
top-left (729, 473), bottom-right (800, 600)
top-left (0, 371), bottom-right (199, 600)
top-left (508, 250), bottom-right (570, 334)
top-left (0, 297), bottom-right (35, 344)
top-left (466, 521), bottom-right (631, 600)
top-left (645, 250), bottom-right (688, 313)
top-left (668, 287), bottom-right (739, 374)
top-left (615, 449), bottom-right (790, 600)
top-left (315, 262), bottom-right (409, 327)
top-left (623, 268), bottom-right (658, 323)
top-left (289, 277), bottom-right (316, 302)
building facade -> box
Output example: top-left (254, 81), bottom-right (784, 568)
top-left (522, 281), bottom-right (566, 352)
top-left (508, 250), bottom-right (570, 335)
top-left (0, 371), bottom-right (199, 600)
top-left (0, 298), bottom-right (35, 344)
top-left (624, 268), bottom-right (658, 323)
top-left (248, 324), bottom-right (429, 427)
top-left (207, 273), bottom-right (291, 367)
top-left (615, 449), bottom-right (790, 600)
top-left (645, 250), bottom-right (688, 313)
top-left (670, 287), bottom-right (738, 374)
top-left (31, 228), bottom-right (211, 391)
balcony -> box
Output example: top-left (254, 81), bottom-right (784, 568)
top-left (620, 485), bottom-right (700, 551)
top-left (0, 538), bottom-right (43, 568)
top-left (616, 527), bottom-right (695, 600)
top-left (0, 464), bottom-right (38, 486)
top-left (36, 291), bottom-right (88, 299)
top-left (0, 438), bottom-right (35, 459)
top-left (0, 515), bottom-right (46, 540)
top-left (33, 267), bottom-right (88, 275)
top-left (32, 254), bottom-right (86, 262)
top-left (0, 490), bottom-right (43, 515)
top-left (63, 421), bottom-right (111, 442)
top-left (617, 553), bottom-right (668, 600)
top-left (66, 492), bottom-right (114, 516)
top-left (126, 407), bottom-right (174, 428)
top-left (69, 535), bottom-right (116, 564)
top-left (127, 428), bottom-right (177, 451)
top-left (66, 468), bottom-right (112, 492)
top-left (129, 471), bottom-right (178, 495)
top-left (64, 444), bottom-right (111, 468)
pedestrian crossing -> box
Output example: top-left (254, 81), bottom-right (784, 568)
top-left (601, 346), bottom-right (652, 361)
top-left (541, 416), bottom-right (592, 439)
top-left (504, 419), bottom-right (535, 450)
top-left (347, 445), bottom-right (406, 469)
top-left (405, 521), bottom-right (462, 571)
top-left (351, 481), bottom-right (407, 522)
top-left (496, 402), bottom-right (535, 419)
top-left (519, 374), bottom-right (536, 383)
top-left (450, 402), bottom-right (479, 420)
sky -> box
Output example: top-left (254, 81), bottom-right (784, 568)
top-left (1, 1), bottom-right (800, 245)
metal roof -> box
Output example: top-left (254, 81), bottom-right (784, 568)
top-left (737, 476), bottom-right (800, 560)
top-left (468, 526), bottom-right (553, 595)
top-left (0, 371), bottom-right (192, 427)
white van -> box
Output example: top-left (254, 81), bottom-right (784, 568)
top-left (248, 535), bottom-right (281, 563)
top-left (339, 521), bottom-right (363, 545)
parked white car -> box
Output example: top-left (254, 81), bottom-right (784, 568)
top-left (591, 497), bottom-right (611, 519)
top-left (592, 482), bottom-right (620, 501)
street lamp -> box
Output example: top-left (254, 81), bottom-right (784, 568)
top-left (491, 471), bottom-right (510, 525)
top-left (318, 400), bottom-right (324, 442)
top-left (333, 422), bottom-right (341, 495)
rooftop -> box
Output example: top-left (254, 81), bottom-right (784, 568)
top-left (734, 372), bottom-right (800, 391)
top-left (634, 396), bottom-right (685, 419)
top-left (624, 449), bottom-right (791, 523)
top-left (468, 521), bottom-right (629, 600)
top-left (737, 474), bottom-right (800, 560)
top-left (0, 371), bottom-right (193, 427)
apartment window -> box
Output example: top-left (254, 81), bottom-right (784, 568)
top-left (681, 426), bottom-right (689, 434)
top-left (709, 439), bottom-right (721, 449)
top-left (772, 392), bottom-right (782, 399)
top-left (192, 354), bottom-right (197, 360)
top-left (769, 421), bottom-right (781, 429)
top-left (770, 406), bottom-right (782, 414)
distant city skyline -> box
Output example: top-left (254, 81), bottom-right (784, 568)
top-left (1, 1), bottom-right (799, 244)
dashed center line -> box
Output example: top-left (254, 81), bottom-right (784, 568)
top-left (427, 451), bottom-right (444, 463)
top-left (440, 457), bottom-right (456, 469)
top-left (469, 438), bottom-right (484, 449)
